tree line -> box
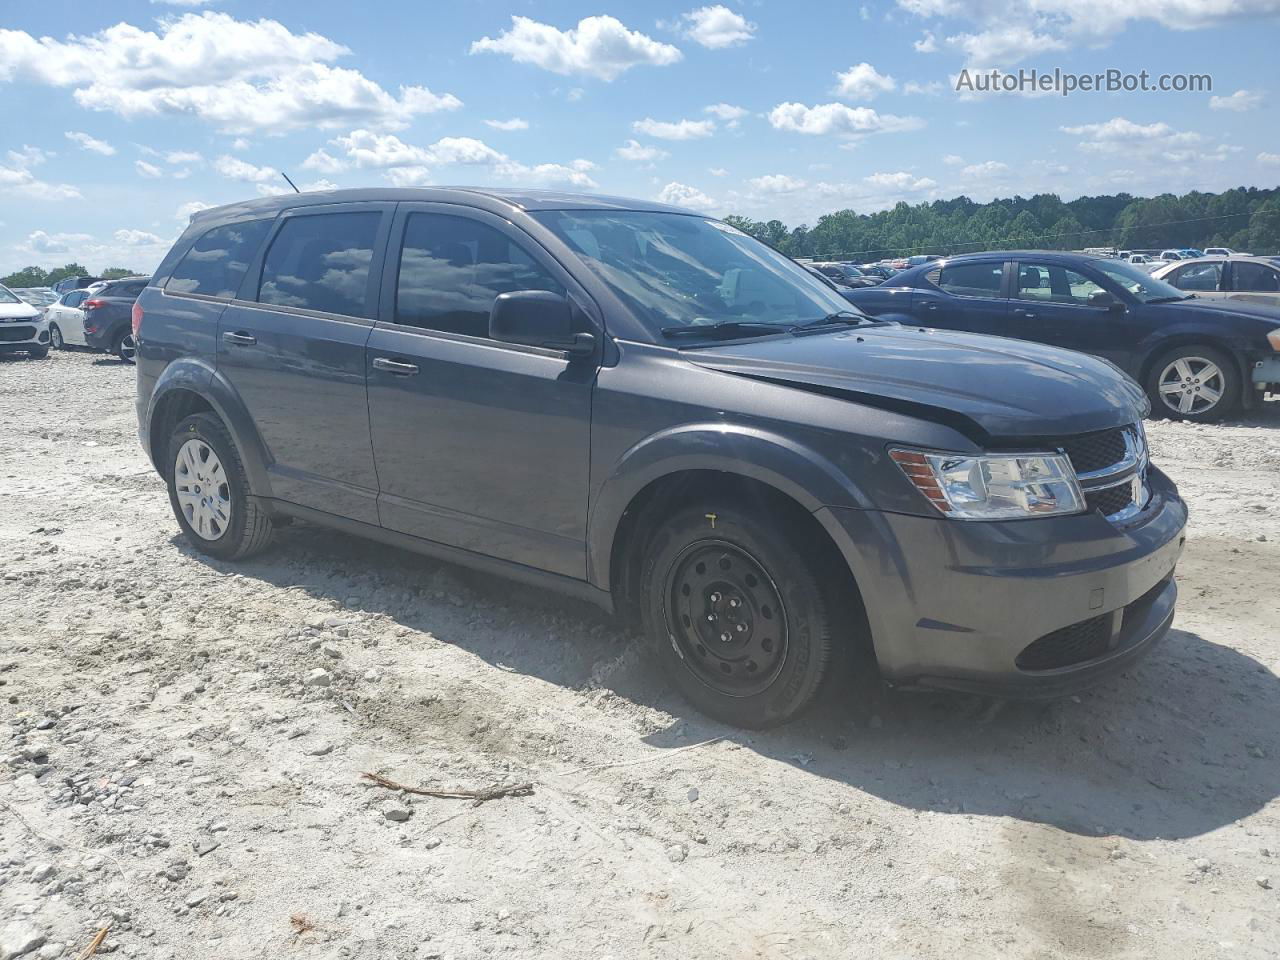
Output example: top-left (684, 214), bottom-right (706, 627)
top-left (724, 185), bottom-right (1280, 261)
top-left (1, 263), bottom-right (139, 289)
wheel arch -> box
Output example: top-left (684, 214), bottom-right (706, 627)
top-left (1138, 335), bottom-right (1250, 407)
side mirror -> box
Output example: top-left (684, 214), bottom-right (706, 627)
top-left (1088, 290), bottom-right (1123, 311)
top-left (489, 290), bottom-right (595, 357)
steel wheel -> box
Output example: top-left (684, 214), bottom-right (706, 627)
top-left (662, 540), bottom-right (789, 698)
top-left (173, 438), bottom-right (232, 541)
top-left (118, 333), bottom-right (137, 363)
top-left (1157, 356), bottom-right (1224, 416)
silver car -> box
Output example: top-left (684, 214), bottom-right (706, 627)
top-left (1151, 256), bottom-right (1280, 309)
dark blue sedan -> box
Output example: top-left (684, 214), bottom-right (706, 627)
top-left (843, 251), bottom-right (1280, 421)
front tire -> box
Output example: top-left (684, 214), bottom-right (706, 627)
top-left (166, 413), bottom-right (274, 560)
top-left (49, 324), bottom-right (64, 350)
top-left (639, 503), bottom-right (837, 728)
top-left (1146, 345), bottom-right (1239, 422)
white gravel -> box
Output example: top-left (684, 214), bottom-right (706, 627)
top-left (2, 349), bottom-right (1279, 959)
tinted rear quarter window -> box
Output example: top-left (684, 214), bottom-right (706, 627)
top-left (933, 262), bottom-right (1004, 298)
top-left (258, 212), bottom-right (380, 318)
top-left (167, 219), bottom-right (273, 299)
top-left (109, 280), bottom-right (148, 298)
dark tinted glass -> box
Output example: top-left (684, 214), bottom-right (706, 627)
top-left (1232, 262), bottom-right (1280, 292)
top-left (258, 212), bottom-right (380, 317)
top-left (107, 279), bottom-right (148, 298)
top-left (167, 219), bottom-right (272, 299)
top-left (936, 262), bottom-right (1003, 297)
top-left (395, 213), bottom-right (564, 337)
top-left (65, 291), bottom-right (86, 307)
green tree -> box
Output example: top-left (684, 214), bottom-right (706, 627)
top-left (101, 267), bottom-right (139, 280)
top-left (1, 266), bottom-right (50, 287)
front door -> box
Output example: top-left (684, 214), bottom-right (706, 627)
top-left (216, 203), bottom-right (392, 524)
top-left (366, 204), bottom-right (596, 579)
top-left (1007, 260), bottom-right (1142, 368)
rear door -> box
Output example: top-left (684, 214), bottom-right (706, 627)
top-left (366, 203), bottom-right (597, 578)
top-left (216, 203), bottom-right (392, 524)
top-left (1225, 260), bottom-right (1280, 308)
top-left (911, 259), bottom-right (1011, 334)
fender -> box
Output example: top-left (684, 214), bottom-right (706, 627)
top-left (146, 358), bottom-right (275, 499)
top-left (1135, 324), bottom-right (1253, 402)
top-left (585, 422), bottom-right (873, 589)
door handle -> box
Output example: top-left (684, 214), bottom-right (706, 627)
top-left (923, 302), bottom-right (940, 310)
top-left (1016, 309), bottom-right (1037, 319)
top-left (372, 357), bottom-right (420, 376)
top-left (222, 331), bottom-right (256, 345)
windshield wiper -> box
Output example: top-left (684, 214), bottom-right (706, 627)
top-left (793, 312), bottom-right (872, 331)
top-left (660, 320), bottom-right (791, 339)
top-left (1145, 295), bottom-right (1192, 304)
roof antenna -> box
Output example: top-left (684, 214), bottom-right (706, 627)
top-left (281, 171), bottom-right (301, 194)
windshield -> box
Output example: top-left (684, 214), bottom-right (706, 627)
top-left (530, 211), bottom-right (852, 335)
top-left (0, 285), bottom-right (21, 305)
top-left (1095, 260), bottom-right (1187, 303)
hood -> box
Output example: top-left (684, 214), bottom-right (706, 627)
top-left (0, 302), bottom-right (40, 321)
top-left (684, 324), bottom-right (1149, 441)
top-left (1153, 297), bottom-right (1280, 326)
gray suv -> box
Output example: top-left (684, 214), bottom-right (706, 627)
top-left (135, 188), bottom-right (1187, 727)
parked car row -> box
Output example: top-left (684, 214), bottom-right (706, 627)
top-left (841, 250), bottom-right (1280, 422)
top-left (3, 276), bottom-right (149, 362)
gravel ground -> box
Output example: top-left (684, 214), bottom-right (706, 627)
top-left (2, 348), bottom-right (1278, 960)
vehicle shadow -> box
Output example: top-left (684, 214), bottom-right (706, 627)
top-left (182, 521), bottom-right (1280, 844)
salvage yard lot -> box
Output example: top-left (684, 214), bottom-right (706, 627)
top-left (2, 350), bottom-right (1278, 960)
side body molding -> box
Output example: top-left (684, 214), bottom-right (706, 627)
top-left (585, 422), bottom-right (874, 589)
top-left (145, 358), bottom-right (275, 499)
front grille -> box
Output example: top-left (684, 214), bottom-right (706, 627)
top-left (1060, 427), bottom-right (1127, 475)
top-left (1087, 483), bottom-right (1135, 517)
top-left (0, 326), bottom-right (35, 342)
top-left (1016, 613), bottom-right (1113, 671)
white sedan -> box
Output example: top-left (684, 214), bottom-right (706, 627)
top-left (45, 289), bottom-right (91, 348)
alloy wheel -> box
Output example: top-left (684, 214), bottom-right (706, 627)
top-left (1157, 356), bottom-right (1224, 416)
top-left (662, 540), bottom-right (789, 698)
top-left (174, 438), bottom-right (232, 540)
top-left (119, 333), bottom-right (137, 363)
top-left (49, 326), bottom-right (64, 349)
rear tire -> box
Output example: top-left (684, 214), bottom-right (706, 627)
top-left (166, 413), bottom-right (274, 560)
top-left (638, 503), bottom-right (837, 728)
top-left (113, 330), bottom-right (137, 364)
top-left (1146, 344), bottom-right (1239, 422)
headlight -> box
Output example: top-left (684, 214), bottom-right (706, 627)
top-left (1268, 328), bottom-right (1280, 352)
top-left (890, 448), bottom-right (1084, 520)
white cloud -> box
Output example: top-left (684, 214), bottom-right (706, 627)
top-left (302, 148), bottom-right (348, 173)
top-left (616, 139), bottom-right (669, 163)
top-left (656, 182), bottom-right (717, 211)
top-left (301, 178), bottom-right (339, 192)
top-left (65, 131), bottom-right (115, 156)
top-left (0, 147), bottom-right (80, 200)
top-left (632, 117), bottom-right (716, 140)
top-left (151, 1), bottom-right (216, 5)
top-left (864, 171), bottom-right (937, 190)
top-left (175, 200), bottom-right (214, 221)
top-left (470, 15), bottom-right (681, 81)
top-left (704, 103), bottom-right (747, 129)
top-left (961, 160), bottom-right (1009, 176)
top-left (942, 154), bottom-right (964, 165)
top-left (834, 63), bottom-right (896, 101)
top-left (484, 118), bottom-right (530, 131)
top-left (944, 25), bottom-right (1064, 66)
top-left (1061, 117), bottom-right (1200, 153)
top-left (230, 138), bottom-right (251, 151)
top-left (0, 13), bottom-right (461, 133)
top-left (1260, 152), bottom-right (1280, 167)
top-left (679, 5), bottom-right (757, 48)
top-left (26, 230), bottom-right (94, 254)
top-left (768, 102), bottom-right (923, 137)
top-left (913, 31), bottom-right (938, 52)
top-left (708, 167), bottom-right (728, 177)
top-left (165, 150), bottom-right (202, 165)
top-left (135, 160), bottom-right (163, 178)
top-left (749, 174), bottom-right (808, 193)
top-left (329, 130), bottom-right (597, 188)
top-left (214, 155), bottom-right (279, 183)
top-left (115, 229), bottom-right (164, 246)
top-left (903, 80), bottom-right (944, 95)
top-left (1209, 89), bottom-right (1262, 112)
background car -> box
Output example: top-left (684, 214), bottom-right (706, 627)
top-left (1152, 256), bottom-right (1280, 309)
top-left (1204, 247), bottom-right (1250, 257)
top-left (82, 276), bottom-right (149, 363)
top-left (1157, 250), bottom-right (1186, 262)
top-left (842, 250), bottom-right (1280, 421)
top-left (0, 282), bottom-right (51, 358)
top-left (44, 288), bottom-right (91, 349)
top-left (809, 261), bottom-right (881, 288)
top-left (51, 275), bottom-right (104, 296)
top-left (10, 287), bottom-right (59, 312)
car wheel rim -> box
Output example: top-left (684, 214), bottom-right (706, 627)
top-left (662, 540), bottom-right (789, 698)
top-left (120, 334), bottom-right (137, 362)
top-left (1157, 356), bottom-right (1224, 416)
top-left (50, 327), bottom-right (63, 348)
top-left (174, 438), bottom-right (232, 541)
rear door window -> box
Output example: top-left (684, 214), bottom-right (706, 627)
top-left (931, 262), bottom-right (1004, 298)
top-left (167, 219), bottom-right (273, 299)
top-left (394, 212), bottom-right (564, 338)
top-left (257, 211), bottom-right (381, 318)
top-left (1231, 262), bottom-right (1280, 292)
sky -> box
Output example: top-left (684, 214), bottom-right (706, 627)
top-left (0, 0), bottom-right (1277, 274)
